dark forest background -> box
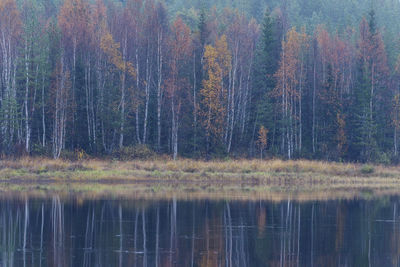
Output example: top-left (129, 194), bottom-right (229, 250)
top-left (1, 0), bottom-right (400, 163)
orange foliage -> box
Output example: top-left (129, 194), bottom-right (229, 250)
top-left (274, 27), bottom-right (308, 101)
top-left (166, 17), bottom-right (192, 101)
top-left (89, 0), bottom-right (107, 49)
top-left (358, 18), bottom-right (389, 78)
top-left (0, 0), bottom-right (21, 41)
top-left (58, 0), bottom-right (91, 47)
top-left (256, 126), bottom-right (268, 158)
top-left (316, 26), bottom-right (331, 65)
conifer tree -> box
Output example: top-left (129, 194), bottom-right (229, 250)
top-left (251, 10), bottom-right (278, 154)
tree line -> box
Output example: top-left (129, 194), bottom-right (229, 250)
top-left (1, 0), bottom-right (400, 163)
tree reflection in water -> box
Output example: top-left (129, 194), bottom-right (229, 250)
top-left (0, 196), bottom-right (399, 266)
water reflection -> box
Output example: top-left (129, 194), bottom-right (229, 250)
top-left (0, 196), bottom-right (399, 266)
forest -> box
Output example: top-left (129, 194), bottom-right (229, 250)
top-left (1, 0), bottom-right (400, 163)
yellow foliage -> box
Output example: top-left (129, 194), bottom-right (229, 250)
top-left (215, 35), bottom-right (231, 76)
top-left (199, 35), bottom-right (231, 143)
top-left (256, 126), bottom-right (268, 158)
top-left (100, 32), bottom-right (136, 79)
top-left (257, 126), bottom-right (268, 149)
top-left (274, 27), bottom-right (309, 101)
top-left (200, 45), bottom-right (225, 140)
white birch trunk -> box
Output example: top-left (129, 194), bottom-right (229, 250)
top-left (42, 73), bottom-right (46, 147)
top-left (193, 53), bottom-right (197, 151)
top-left (142, 43), bottom-right (151, 144)
top-left (119, 33), bottom-right (127, 148)
top-left (312, 56), bottom-right (316, 154)
top-left (135, 45), bottom-right (141, 144)
top-left (156, 30), bottom-right (163, 151)
top-left (227, 42), bottom-right (239, 153)
top-left (24, 38), bottom-right (31, 153)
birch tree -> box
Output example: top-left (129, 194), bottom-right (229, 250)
top-left (200, 36), bottom-right (230, 153)
top-left (166, 17), bottom-right (191, 160)
top-left (52, 56), bottom-right (71, 159)
top-left (0, 0), bottom-right (21, 152)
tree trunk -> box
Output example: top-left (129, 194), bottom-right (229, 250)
top-left (241, 60), bottom-right (252, 141)
top-left (394, 127), bottom-right (397, 156)
top-left (72, 38), bottom-right (77, 148)
top-left (369, 62), bottom-right (375, 142)
top-left (193, 53), bottom-right (197, 152)
top-left (53, 53), bottom-right (67, 159)
top-left (42, 73), bottom-right (46, 147)
top-left (24, 38), bottom-right (30, 153)
top-left (156, 30), bottom-right (163, 151)
top-left (299, 61), bottom-right (303, 152)
top-left (142, 43), bottom-right (151, 144)
top-left (85, 59), bottom-right (91, 147)
top-left (312, 55), bottom-right (316, 154)
top-left (227, 42), bottom-right (239, 153)
top-left (135, 46), bottom-right (141, 144)
top-left (171, 97), bottom-right (178, 160)
top-left (119, 33), bottom-right (127, 149)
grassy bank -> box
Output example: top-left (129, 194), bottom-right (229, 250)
top-left (0, 157), bottom-right (396, 180)
top-left (1, 158), bottom-right (400, 201)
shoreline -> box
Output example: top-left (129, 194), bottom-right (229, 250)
top-left (1, 158), bottom-right (400, 201)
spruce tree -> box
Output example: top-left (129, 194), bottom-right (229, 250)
top-left (251, 9), bottom-right (278, 153)
top-left (349, 58), bottom-right (376, 162)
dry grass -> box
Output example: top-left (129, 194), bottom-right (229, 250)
top-left (0, 157), bottom-right (400, 190)
top-left (0, 157), bottom-right (399, 178)
top-left (125, 159), bottom-right (361, 175)
top-left (82, 158), bottom-right (397, 178)
top-left (1, 157), bottom-right (400, 201)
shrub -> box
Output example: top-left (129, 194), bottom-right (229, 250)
top-left (67, 163), bottom-right (92, 171)
top-left (182, 165), bottom-right (197, 173)
top-left (59, 149), bottom-right (89, 161)
top-left (60, 150), bottom-right (76, 161)
top-left (112, 145), bottom-right (155, 161)
top-left (75, 148), bottom-right (88, 161)
top-left (43, 163), bottom-right (67, 172)
top-left (360, 164), bottom-right (374, 175)
top-left (31, 144), bottom-right (50, 157)
top-left (375, 152), bottom-right (391, 165)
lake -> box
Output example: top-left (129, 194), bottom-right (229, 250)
top-left (0, 195), bottom-right (399, 266)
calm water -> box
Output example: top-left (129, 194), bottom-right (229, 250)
top-left (0, 196), bottom-right (399, 266)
